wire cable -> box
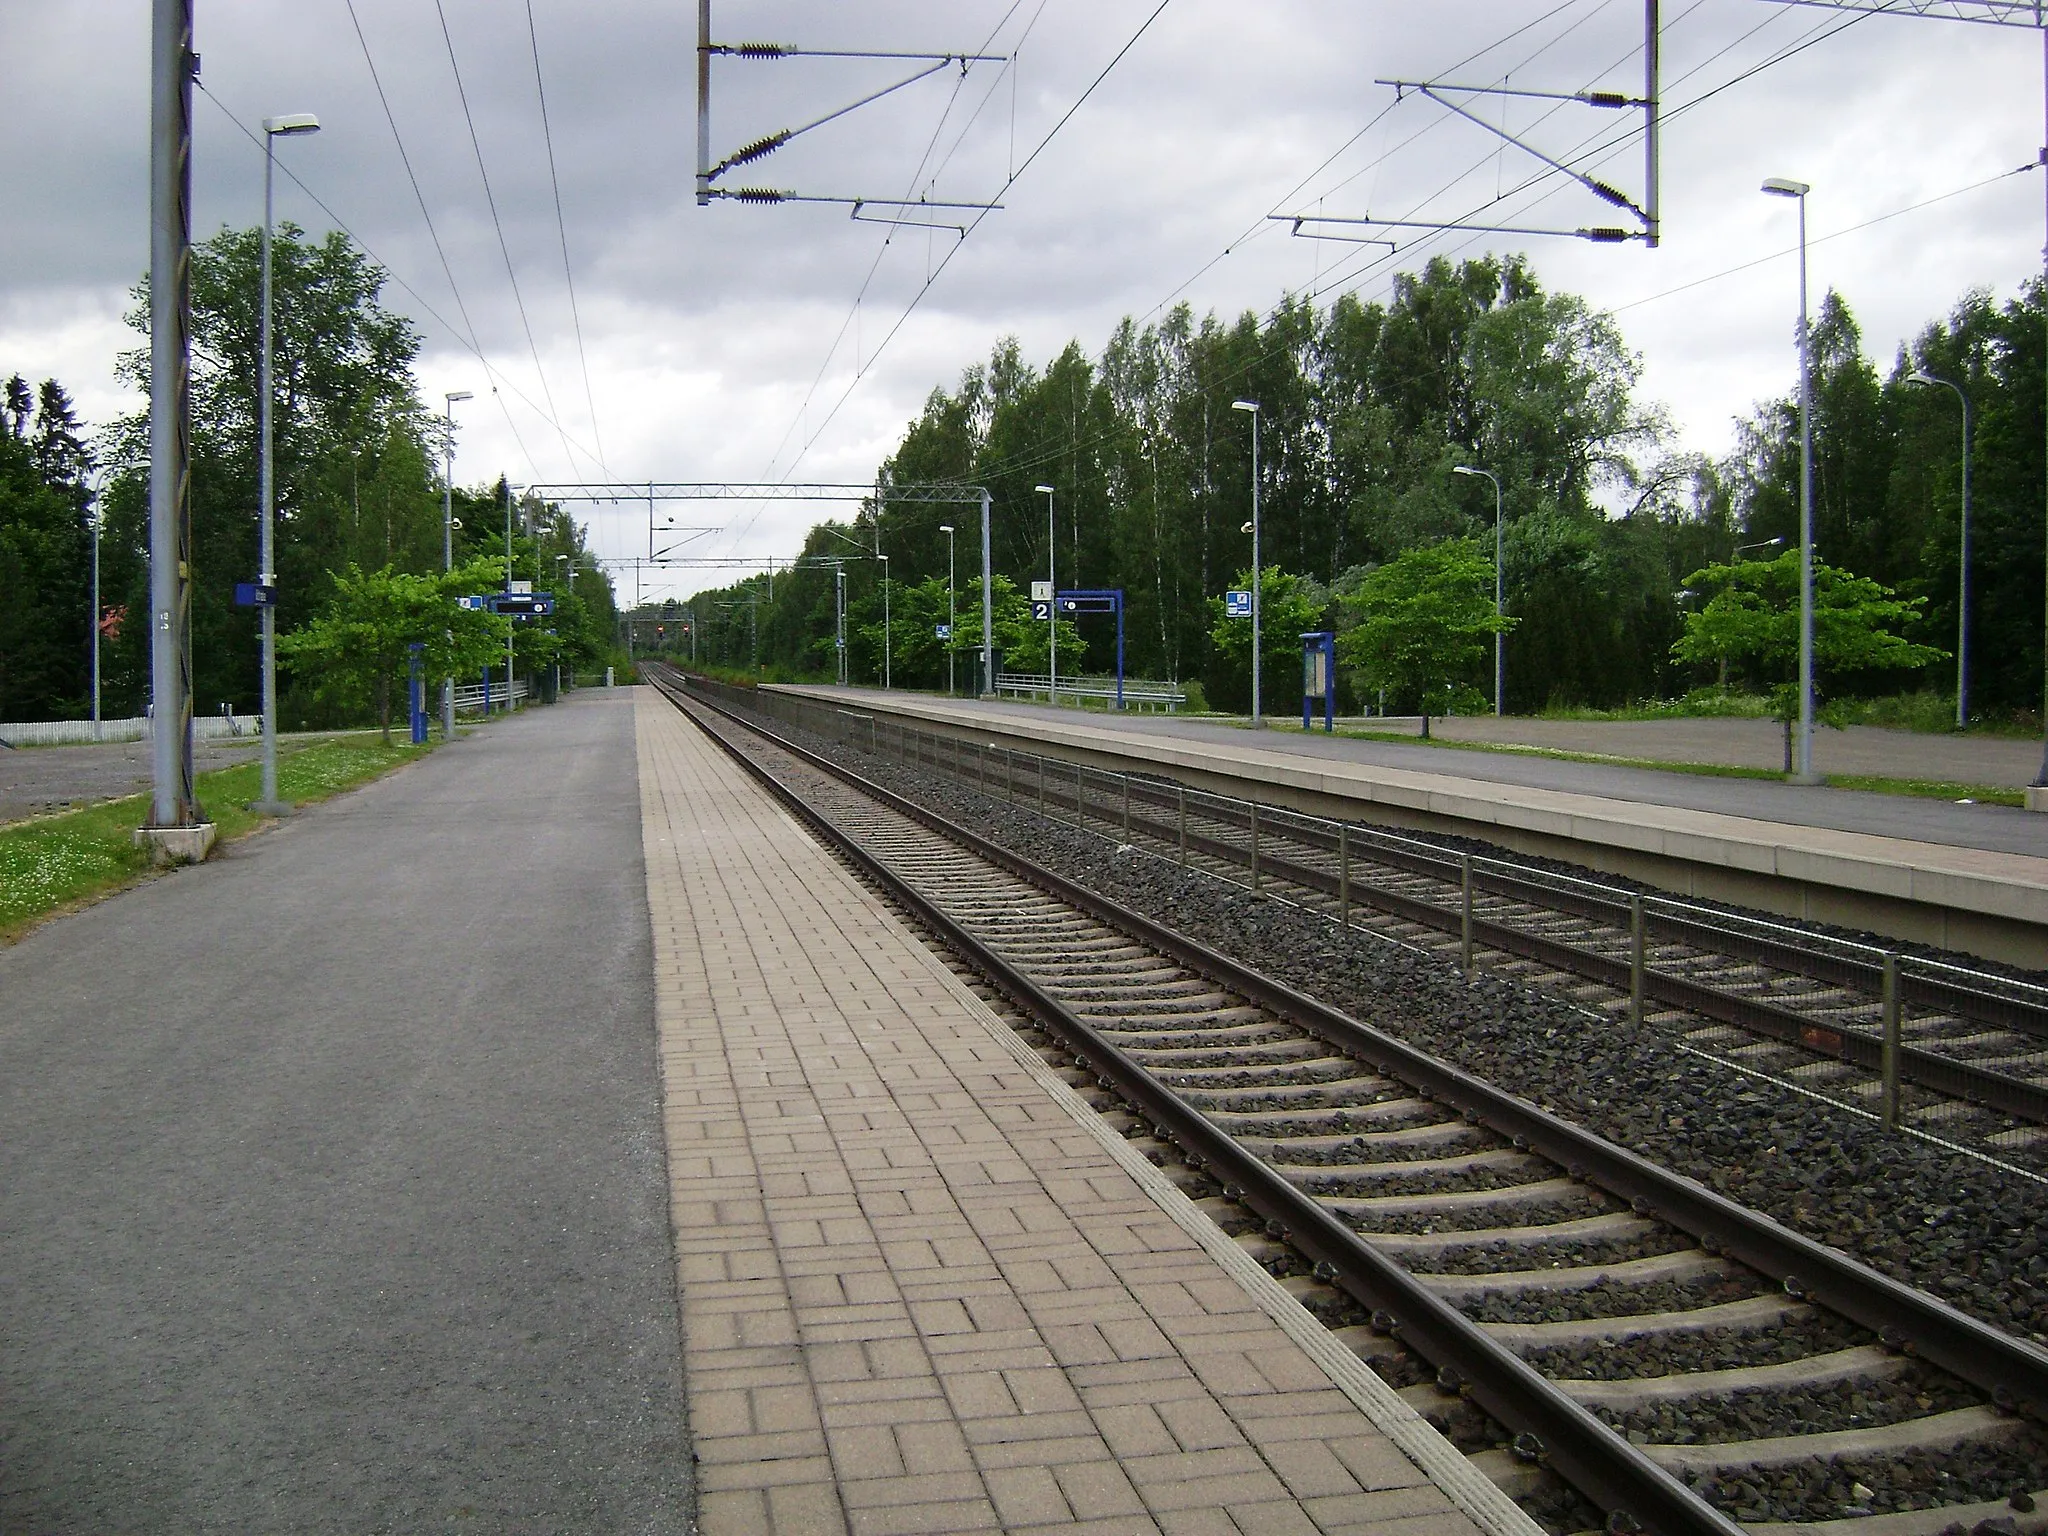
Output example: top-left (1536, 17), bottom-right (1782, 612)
top-left (433, 0), bottom-right (583, 477)
top-left (526, 0), bottom-right (609, 475)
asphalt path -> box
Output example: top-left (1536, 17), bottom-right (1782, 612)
top-left (0, 692), bottom-right (692, 1534)
top-left (827, 691), bottom-right (2048, 858)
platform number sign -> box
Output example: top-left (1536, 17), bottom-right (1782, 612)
top-left (1030, 601), bottom-right (1052, 622)
top-left (1224, 589), bottom-right (1253, 619)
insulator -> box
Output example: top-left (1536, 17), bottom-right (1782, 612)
top-left (1589, 179), bottom-right (1633, 209)
top-left (1582, 228), bottom-right (1633, 244)
top-left (732, 41), bottom-right (789, 58)
top-left (728, 131), bottom-right (791, 168)
top-left (732, 188), bottom-right (785, 204)
top-left (1582, 90), bottom-right (1629, 108)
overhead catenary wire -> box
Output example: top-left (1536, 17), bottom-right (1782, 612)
top-left (341, 0), bottom-right (540, 481)
top-left (433, 0), bottom-right (584, 479)
top-left (751, 0), bottom-right (1046, 489)
top-left (526, 0), bottom-right (608, 476)
top-left (767, 0), bottom-right (1179, 488)
top-left (197, 77), bottom-right (610, 488)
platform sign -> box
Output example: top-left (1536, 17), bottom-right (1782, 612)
top-left (1224, 588), bottom-right (1252, 619)
top-left (461, 592), bottom-right (555, 617)
top-left (234, 582), bottom-right (277, 609)
top-left (1059, 594), bottom-right (1117, 614)
top-left (935, 623), bottom-right (952, 640)
top-left (1030, 601), bottom-right (1052, 622)
top-left (1030, 580), bottom-right (1053, 603)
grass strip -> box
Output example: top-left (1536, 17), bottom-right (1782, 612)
top-left (0, 735), bottom-right (431, 943)
top-left (1251, 720), bottom-right (2026, 807)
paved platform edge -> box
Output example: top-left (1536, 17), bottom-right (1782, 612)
top-left (769, 686), bottom-right (2048, 938)
top-left (888, 843), bottom-right (1545, 1536)
top-left (636, 687), bottom-right (1543, 1536)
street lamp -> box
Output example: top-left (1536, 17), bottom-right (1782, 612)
top-left (441, 388), bottom-right (472, 739)
top-left (1762, 176), bottom-right (1820, 784)
top-left (255, 111), bottom-right (319, 813)
top-left (1230, 401), bottom-right (1262, 726)
top-left (1735, 537), bottom-right (1784, 561)
top-left (938, 523), bottom-right (956, 695)
top-left (1453, 464), bottom-right (1505, 716)
top-left (879, 552), bottom-right (892, 689)
top-left (1907, 368), bottom-right (1974, 728)
top-left (1035, 485), bottom-right (1056, 703)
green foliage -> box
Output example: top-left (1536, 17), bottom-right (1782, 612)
top-left (279, 560), bottom-right (508, 739)
top-left (1336, 539), bottom-right (1509, 735)
top-left (1205, 565), bottom-right (1330, 714)
top-left (1671, 550), bottom-right (1946, 725)
top-left (86, 226), bottom-right (618, 724)
top-left (0, 376), bottom-right (94, 720)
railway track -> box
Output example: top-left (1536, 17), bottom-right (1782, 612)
top-left (649, 668), bottom-right (2048, 1536)
top-left (745, 682), bottom-right (2048, 1165)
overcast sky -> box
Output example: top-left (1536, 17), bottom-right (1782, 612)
top-left (2, 1), bottom-right (2038, 603)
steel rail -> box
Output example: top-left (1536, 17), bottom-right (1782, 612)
top-left (1040, 774), bottom-right (2048, 1125)
top-left (800, 708), bottom-right (2048, 1125)
top-left (659, 670), bottom-right (2048, 1516)
top-left (651, 671), bottom-right (1743, 1536)
top-left (1097, 770), bottom-right (2048, 1044)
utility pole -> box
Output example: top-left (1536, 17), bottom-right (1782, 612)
top-left (143, 0), bottom-right (208, 858)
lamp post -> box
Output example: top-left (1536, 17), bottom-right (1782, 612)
top-left (1230, 401), bottom-right (1262, 725)
top-left (1452, 464), bottom-right (1505, 716)
top-left (88, 471), bottom-right (104, 738)
top-left (1735, 537), bottom-right (1784, 561)
top-left (879, 553), bottom-right (892, 689)
top-left (1907, 368), bottom-right (1973, 728)
top-left (939, 523), bottom-right (956, 695)
top-left (1036, 485), bottom-right (1056, 703)
top-left (1762, 176), bottom-right (1819, 784)
top-left (441, 389), bottom-right (472, 739)
top-left (256, 111), bottom-right (319, 812)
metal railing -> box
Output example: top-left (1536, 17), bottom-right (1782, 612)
top-left (451, 679), bottom-right (529, 714)
top-left (993, 672), bottom-right (1188, 710)
top-left (700, 672), bottom-right (2048, 1134)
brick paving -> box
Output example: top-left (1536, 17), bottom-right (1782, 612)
top-left (636, 690), bottom-right (1532, 1536)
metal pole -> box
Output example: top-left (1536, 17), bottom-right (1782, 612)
top-left (944, 524), bottom-right (955, 695)
top-left (1249, 800), bottom-right (1260, 891)
top-left (1250, 411), bottom-right (1263, 727)
top-left (442, 391), bottom-right (468, 740)
top-left (1459, 854), bottom-right (1474, 971)
top-left (91, 505), bottom-right (101, 737)
top-left (881, 553), bottom-right (891, 689)
top-left (1178, 783), bottom-right (1187, 864)
top-left (695, 0), bottom-right (711, 206)
top-left (2037, 26), bottom-right (2048, 795)
top-left (1044, 487), bottom-right (1057, 705)
top-left (1630, 894), bottom-right (1647, 1026)
top-left (1959, 390), bottom-right (1973, 727)
top-left (1493, 475), bottom-right (1504, 716)
top-left (1795, 192), bottom-right (1817, 783)
top-left (1339, 824), bottom-right (1350, 928)
top-left (505, 480), bottom-right (515, 709)
top-left (979, 489), bottom-right (993, 696)
top-left (1122, 772), bottom-right (1130, 835)
top-left (1881, 951), bottom-right (1903, 1130)
top-left (257, 130), bottom-right (281, 809)
top-left (1644, 0), bottom-right (1660, 249)
top-left (148, 0), bottom-right (199, 830)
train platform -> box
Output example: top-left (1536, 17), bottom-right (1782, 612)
top-left (636, 688), bottom-right (1537, 1536)
top-left (766, 686), bottom-right (2048, 969)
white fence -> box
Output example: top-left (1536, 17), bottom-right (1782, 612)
top-left (993, 672), bottom-right (1188, 711)
top-left (0, 712), bottom-right (261, 748)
